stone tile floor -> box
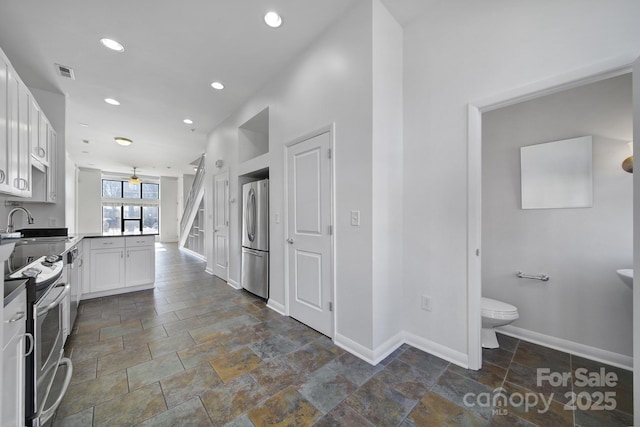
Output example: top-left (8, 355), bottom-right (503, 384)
top-left (51, 243), bottom-right (633, 426)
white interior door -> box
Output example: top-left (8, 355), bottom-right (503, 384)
top-left (287, 130), bottom-right (333, 336)
top-left (213, 171), bottom-right (229, 280)
top-left (632, 55), bottom-right (640, 426)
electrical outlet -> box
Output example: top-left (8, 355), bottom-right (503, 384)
top-left (421, 295), bottom-right (432, 311)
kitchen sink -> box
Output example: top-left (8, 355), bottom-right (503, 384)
top-left (16, 236), bottom-right (73, 245)
top-left (17, 228), bottom-right (68, 238)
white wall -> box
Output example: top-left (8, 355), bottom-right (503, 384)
top-left (76, 168), bottom-right (101, 234)
top-left (371, 1), bottom-right (404, 350)
top-left (206, 0), bottom-right (378, 349)
top-left (160, 176), bottom-right (178, 242)
top-left (402, 0), bottom-right (640, 358)
top-left (65, 153), bottom-right (76, 235)
top-left (483, 74), bottom-right (633, 356)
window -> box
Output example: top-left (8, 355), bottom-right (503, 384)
top-left (102, 179), bottom-right (159, 235)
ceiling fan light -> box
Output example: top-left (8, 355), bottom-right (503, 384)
top-left (129, 167), bottom-right (142, 184)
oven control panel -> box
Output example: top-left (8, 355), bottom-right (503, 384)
top-left (9, 256), bottom-right (63, 284)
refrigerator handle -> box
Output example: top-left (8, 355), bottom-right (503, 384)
top-left (247, 188), bottom-right (256, 242)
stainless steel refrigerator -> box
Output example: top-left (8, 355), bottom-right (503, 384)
top-left (241, 179), bottom-right (269, 298)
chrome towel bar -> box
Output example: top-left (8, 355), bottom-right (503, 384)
top-left (516, 271), bottom-right (549, 282)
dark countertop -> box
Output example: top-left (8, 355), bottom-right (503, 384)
top-left (77, 232), bottom-right (157, 238)
top-left (57, 233), bottom-right (155, 255)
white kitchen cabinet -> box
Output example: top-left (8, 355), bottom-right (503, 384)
top-left (0, 58), bottom-right (10, 194)
top-left (31, 100), bottom-right (49, 166)
top-left (83, 236), bottom-right (155, 299)
top-left (125, 237), bottom-right (155, 287)
top-left (0, 46), bottom-right (58, 200)
top-left (47, 127), bottom-right (57, 202)
top-left (2, 287), bottom-right (28, 427)
top-left (90, 245), bottom-right (126, 293)
top-left (16, 81), bottom-right (32, 197)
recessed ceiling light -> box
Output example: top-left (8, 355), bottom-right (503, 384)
top-left (104, 98), bottom-right (120, 106)
top-left (114, 137), bottom-right (132, 146)
top-left (211, 81), bottom-right (225, 90)
top-left (81, 150), bottom-right (89, 154)
top-left (79, 123), bottom-right (89, 127)
top-left (183, 119), bottom-right (194, 125)
top-left (264, 11), bottom-right (282, 28)
top-left (100, 38), bottom-right (125, 52)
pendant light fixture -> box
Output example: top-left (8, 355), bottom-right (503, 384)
top-left (128, 167), bottom-right (142, 184)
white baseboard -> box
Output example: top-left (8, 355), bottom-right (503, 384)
top-left (227, 278), bottom-right (241, 290)
top-left (403, 331), bottom-right (469, 369)
top-left (181, 247), bottom-right (206, 261)
top-left (334, 333), bottom-right (377, 364)
top-left (333, 330), bottom-right (468, 368)
top-left (498, 325), bottom-right (633, 371)
top-left (80, 283), bottom-right (155, 300)
top-left (371, 333), bottom-right (405, 365)
top-left (266, 299), bottom-right (286, 315)
top-left (204, 267), bottom-right (213, 275)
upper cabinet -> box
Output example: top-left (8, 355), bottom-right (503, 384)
top-left (0, 59), bottom-right (10, 194)
top-left (0, 48), bottom-right (57, 200)
top-left (31, 97), bottom-right (49, 166)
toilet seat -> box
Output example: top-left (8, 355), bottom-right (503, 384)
top-left (482, 297), bottom-right (518, 318)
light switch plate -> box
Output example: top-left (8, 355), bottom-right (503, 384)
top-left (351, 210), bottom-right (360, 226)
top-left (421, 295), bottom-right (432, 311)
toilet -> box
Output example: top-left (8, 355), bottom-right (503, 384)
top-left (481, 297), bottom-right (519, 349)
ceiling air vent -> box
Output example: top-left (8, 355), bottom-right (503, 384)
top-left (55, 63), bottom-right (75, 80)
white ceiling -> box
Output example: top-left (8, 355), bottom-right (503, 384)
top-left (0, 1), bottom-right (431, 177)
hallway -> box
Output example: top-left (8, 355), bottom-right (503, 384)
top-left (52, 243), bottom-right (633, 426)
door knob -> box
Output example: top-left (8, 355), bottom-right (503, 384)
top-left (287, 238), bottom-right (294, 244)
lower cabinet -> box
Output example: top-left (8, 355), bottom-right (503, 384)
top-left (90, 246), bottom-right (126, 292)
top-left (83, 236), bottom-right (155, 298)
top-left (2, 287), bottom-right (28, 427)
top-left (125, 237), bottom-right (155, 287)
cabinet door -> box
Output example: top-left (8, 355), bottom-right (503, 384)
top-left (2, 333), bottom-right (25, 427)
top-left (125, 246), bottom-right (155, 287)
top-left (2, 289), bottom-right (27, 427)
top-left (39, 114), bottom-right (48, 164)
top-left (7, 65), bottom-right (19, 194)
top-left (30, 97), bottom-right (46, 163)
top-left (47, 128), bottom-right (57, 201)
top-left (17, 81), bottom-right (31, 197)
top-left (0, 59), bottom-right (10, 193)
top-left (90, 248), bottom-right (126, 292)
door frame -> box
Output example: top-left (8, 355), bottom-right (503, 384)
top-left (212, 169), bottom-right (230, 281)
top-left (283, 124), bottom-right (336, 337)
top-left (466, 58), bottom-right (633, 371)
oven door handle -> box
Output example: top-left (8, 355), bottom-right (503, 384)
top-left (37, 357), bottom-right (73, 425)
top-left (36, 283), bottom-right (70, 317)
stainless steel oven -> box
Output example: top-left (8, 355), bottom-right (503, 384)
top-left (7, 247), bottom-right (73, 427)
top-left (31, 280), bottom-right (72, 426)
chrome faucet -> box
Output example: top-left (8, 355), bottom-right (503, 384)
top-left (7, 207), bottom-right (34, 233)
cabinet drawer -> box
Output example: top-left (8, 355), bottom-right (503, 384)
top-left (3, 288), bottom-right (26, 349)
top-left (125, 235), bottom-right (155, 247)
top-left (90, 237), bottom-right (125, 249)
